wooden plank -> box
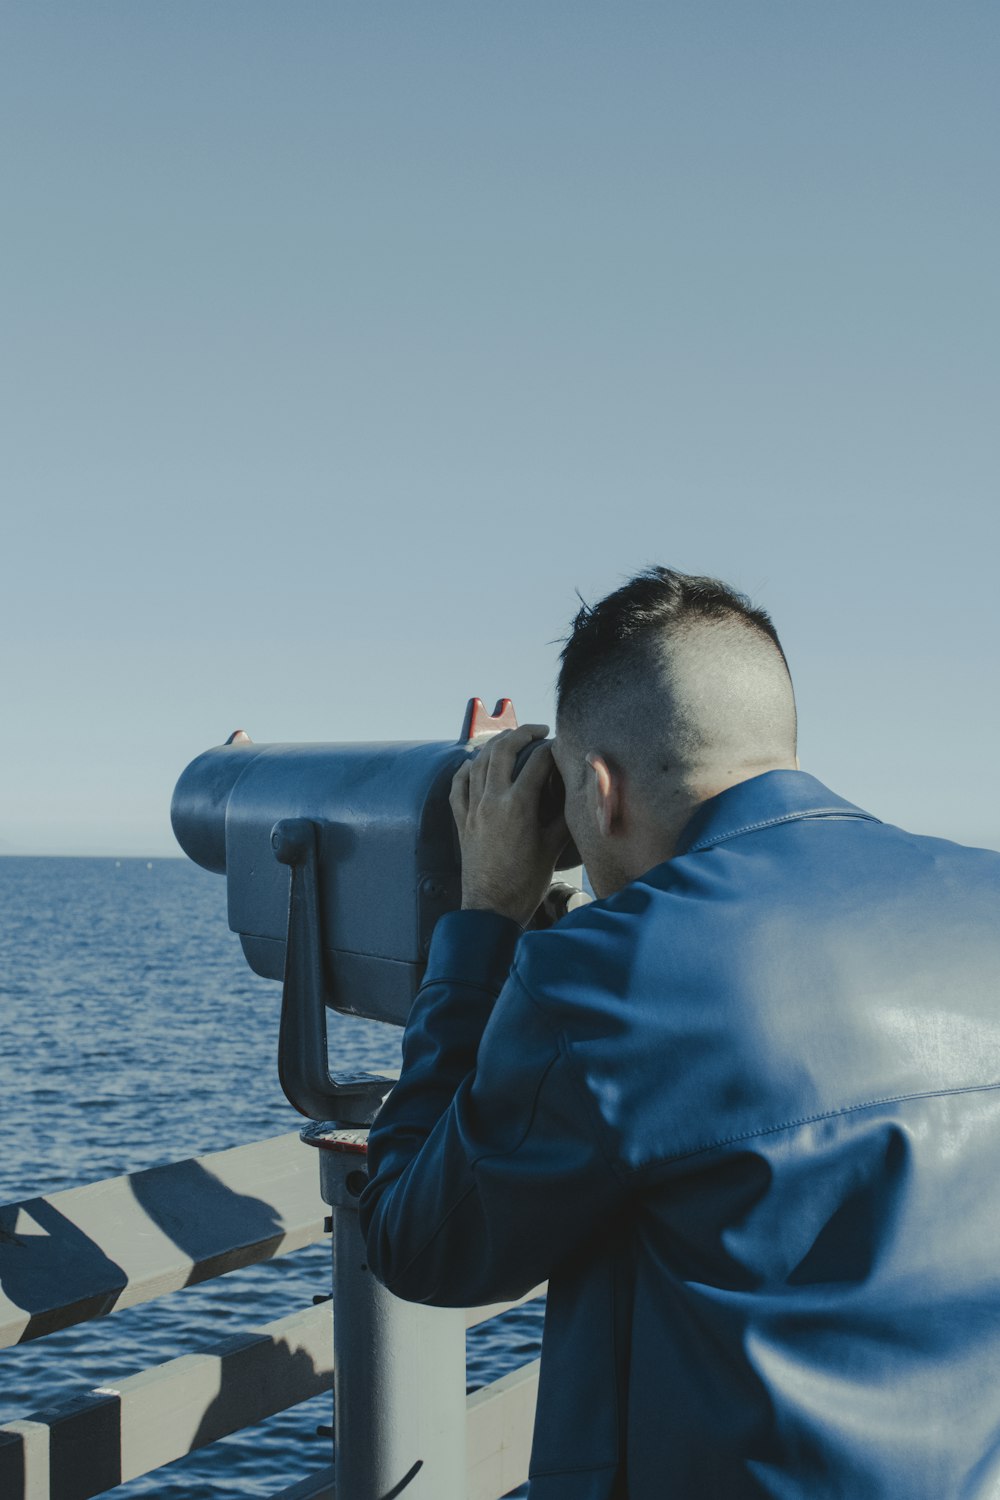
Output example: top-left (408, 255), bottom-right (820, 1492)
top-left (465, 1283), bottom-right (545, 1329)
top-left (0, 1393), bottom-right (122, 1500)
top-left (0, 1310), bottom-right (545, 1500)
top-left (0, 1421), bottom-right (49, 1500)
top-left (466, 1360), bottom-right (540, 1500)
top-left (0, 1303), bottom-right (333, 1500)
top-left (0, 1131), bottom-right (328, 1348)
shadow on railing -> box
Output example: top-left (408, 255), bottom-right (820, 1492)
top-left (0, 1131), bottom-right (542, 1500)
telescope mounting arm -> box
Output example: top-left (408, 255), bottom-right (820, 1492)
top-left (272, 818), bottom-right (394, 1126)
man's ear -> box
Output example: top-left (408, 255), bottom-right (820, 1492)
top-left (586, 753), bottom-right (621, 837)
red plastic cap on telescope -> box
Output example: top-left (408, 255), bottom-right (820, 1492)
top-left (225, 729), bottom-right (253, 745)
top-left (460, 698), bottom-right (519, 743)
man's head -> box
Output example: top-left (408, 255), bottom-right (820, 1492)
top-left (552, 566), bottom-right (798, 897)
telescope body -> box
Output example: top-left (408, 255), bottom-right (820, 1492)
top-left (172, 737), bottom-right (469, 1024)
top-left (171, 702), bottom-right (580, 1028)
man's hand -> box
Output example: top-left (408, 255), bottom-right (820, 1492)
top-left (449, 723), bottom-right (570, 927)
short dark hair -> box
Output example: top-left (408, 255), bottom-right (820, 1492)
top-left (556, 566), bottom-right (790, 718)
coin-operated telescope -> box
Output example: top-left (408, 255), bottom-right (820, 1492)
top-left (171, 698), bottom-right (581, 1125)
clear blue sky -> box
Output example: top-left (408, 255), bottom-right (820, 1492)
top-left (2, 3), bottom-right (997, 855)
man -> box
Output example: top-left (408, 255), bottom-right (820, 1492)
top-left (359, 566), bottom-right (1000, 1498)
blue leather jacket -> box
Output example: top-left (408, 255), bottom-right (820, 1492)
top-left (360, 771), bottom-right (1000, 1498)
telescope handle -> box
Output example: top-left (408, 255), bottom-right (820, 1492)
top-left (273, 818), bottom-right (394, 1125)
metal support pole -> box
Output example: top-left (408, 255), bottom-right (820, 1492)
top-left (303, 1125), bottom-right (467, 1500)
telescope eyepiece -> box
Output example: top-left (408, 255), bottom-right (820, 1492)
top-left (511, 738), bottom-right (568, 828)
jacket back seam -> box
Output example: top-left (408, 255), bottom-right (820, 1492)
top-left (630, 1077), bottom-right (1000, 1177)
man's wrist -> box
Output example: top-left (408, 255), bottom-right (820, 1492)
top-left (461, 897), bottom-right (527, 927)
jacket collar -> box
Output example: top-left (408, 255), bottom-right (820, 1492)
top-left (673, 770), bottom-right (880, 857)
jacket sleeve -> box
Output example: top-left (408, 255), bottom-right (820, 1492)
top-left (358, 908), bottom-right (628, 1307)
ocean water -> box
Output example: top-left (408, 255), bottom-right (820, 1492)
top-left (0, 857), bottom-right (540, 1497)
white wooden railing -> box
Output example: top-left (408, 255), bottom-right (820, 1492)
top-left (0, 1132), bottom-right (543, 1499)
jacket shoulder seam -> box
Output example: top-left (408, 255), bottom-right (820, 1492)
top-left (510, 957), bottom-right (630, 1188)
top-left (467, 1048), bottom-right (561, 1169)
top-left (685, 807), bottom-right (881, 853)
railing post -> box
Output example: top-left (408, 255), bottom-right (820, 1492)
top-left (303, 1125), bottom-right (467, 1500)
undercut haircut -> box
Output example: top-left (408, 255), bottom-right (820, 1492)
top-left (556, 566), bottom-right (797, 784)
